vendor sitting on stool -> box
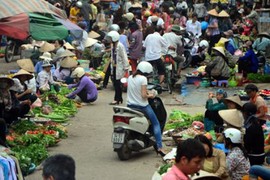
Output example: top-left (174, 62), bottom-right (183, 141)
top-left (66, 67), bottom-right (98, 105)
top-left (204, 89), bottom-right (227, 132)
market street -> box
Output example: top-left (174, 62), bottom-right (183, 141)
top-left (1, 61), bottom-right (270, 179)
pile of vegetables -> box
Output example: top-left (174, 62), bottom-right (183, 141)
top-left (165, 110), bottom-right (203, 130)
top-left (7, 121), bottom-right (68, 175)
top-left (34, 87), bottom-right (77, 123)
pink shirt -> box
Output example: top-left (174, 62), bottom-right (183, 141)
top-left (162, 165), bottom-right (191, 180)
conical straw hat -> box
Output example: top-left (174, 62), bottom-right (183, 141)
top-left (56, 50), bottom-right (76, 58)
top-left (207, 9), bottom-right (219, 16)
top-left (64, 42), bottom-right (75, 50)
top-left (60, 57), bottom-right (78, 68)
top-left (224, 95), bottom-right (243, 107)
top-left (218, 109), bottom-right (244, 128)
top-left (212, 47), bottom-right (225, 56)
top-left (218, 10), bottom-right (229, 17)
top-left (88, 31), bottom-right (100, 39)
top-left (17, 59), bottom-right (35, 73)
top-left (0, 76), bottom-right (14, 87)
top-left (13, 69), bottom-right (33, 80)
top-left (84, 38), bottom-right (98, 48)
top-left (39, 42), bottom-right (55, 52)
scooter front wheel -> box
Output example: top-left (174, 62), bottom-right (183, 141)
top-left (116, 141), bottom-right (132, 160)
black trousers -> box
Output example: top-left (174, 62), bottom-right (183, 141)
top-left (3, 104), bottom-right (30, 124)
top-left (18, 93), bottom-right (38, 104)
top-left (113, 67), bottom-right (123, 102)
top-left (77, 88), bottom-right (97, 103)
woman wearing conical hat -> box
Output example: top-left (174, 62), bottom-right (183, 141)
top-left (11, 69), bottom-right (38, 105)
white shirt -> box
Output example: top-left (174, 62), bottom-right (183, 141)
top-left (143, 32), bottom-right (169, 61)
top-left (146, 16), bottom-right (164, 27)
top-left (162, 32), bottom-right (182, 57)
top-left (25, 76), bottom-right (37, 93)
top-left (127, 75), bottom-right (148, 107)
top-left (186, 20), bottom-right (202, 38)
top-left (37, 70), bottom-right (56, 88)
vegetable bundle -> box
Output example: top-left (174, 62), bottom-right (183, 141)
top-left (165, 110), bottom-right (203, 130)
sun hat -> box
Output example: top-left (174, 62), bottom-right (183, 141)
top-left (218, 10), bottom-right (229, 17)
top-left (88, 31), bottom-right (100, 39)
top-left (224, 30), bottom-right (233, 37)
top-left (207, 9), bottom-right (219, 17)
top-left (123, 12), bottom-right (135, 21)
top-left (0, 76), bottom-right (14, 87)
top-left (13, 69), bottom-right (33, 80)
top-left (212, 47), bottom-right (225, 56)
top-left (219, 109), bottom-right (244, 128)
top-left (191, 170), bottom-right (221, 180)
top-left (224, 95), bottom-right (243, 107)
top-left (131, 2), bottom-right (142, 8)
top-left (60, 57), bottom-right (78, 68)
top-left (42, 59), bottom-right (53, 68)
top-left (171, 25), bottom-right (181, 32)
top-left (17, 59), bottom-right (35, 73)
top-left (144, 10), bottom-right (151, 17)
top-left (39, 42), bottom-right (55, 53)
top-left (64, 42), bottom-right (75, 50)
top-left (40, 52), bottom-right (52, 61)
top-left (84, 38), bottom-right (98, 48)
top-left (92, 0), bottom-right (99, 3)
top-left (56, 50), bottom-right (76, 59)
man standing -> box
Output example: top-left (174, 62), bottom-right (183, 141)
top-left (163, 25), bottom-right (184, 77)
top-left (143, 26), bottom-right (168, 84)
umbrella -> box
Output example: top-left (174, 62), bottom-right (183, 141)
top-left (0, 0), bottom-right (66, 19)
top-left (0, 12), bottom-right (68, 40)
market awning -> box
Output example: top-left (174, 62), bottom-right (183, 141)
top-left (0, 0), bottom-right (67, 19)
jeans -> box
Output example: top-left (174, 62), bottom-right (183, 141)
top-left (127, 104), bottom-right (163, 149)
top-left (249, 165), bottom-right (270, 179)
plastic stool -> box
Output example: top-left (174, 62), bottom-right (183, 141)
top-left (217, 80), bottom-right (228, 87)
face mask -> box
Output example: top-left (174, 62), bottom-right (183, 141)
top-left (0, 83), bottom-right (8, 89)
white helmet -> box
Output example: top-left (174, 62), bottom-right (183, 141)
top-left (109, 24), bottom-right (120, 32)
top-left (199, 40), bottom-right (209, 48)
top-left (76, 1), bottom-right (83, 8)
top-left (106, 31), bottom-right (120, 42)
top-left (137, 61), bottom-right (153, 74)
top-left (71, 67), bottom-right (85, 78)
top-left (223, 128), bottom-right (241, 144)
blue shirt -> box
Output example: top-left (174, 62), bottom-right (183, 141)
top-left (110, 2), bottom-right (120, 11)
top-left (119, 35), bottom-right (129, 54)
top-left (239, 49), bottom-right (258, 73)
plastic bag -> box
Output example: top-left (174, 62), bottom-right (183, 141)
top-left (228, 75), bottom-right (238, 87)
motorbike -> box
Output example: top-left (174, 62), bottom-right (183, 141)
top-left (111, 96), bottom-right (167, 160)
top-left (181, 31), bottom-right (195, 69)
top-left (4, 37), bottom-right (30, 63)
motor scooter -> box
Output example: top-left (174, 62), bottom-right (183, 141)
top-left (111, 96), bottom-right (167, 160)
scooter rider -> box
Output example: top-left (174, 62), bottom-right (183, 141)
top-left (162, 25), bottom-right (185, 77)
top-left (126, 61), bottom-right (166, 157)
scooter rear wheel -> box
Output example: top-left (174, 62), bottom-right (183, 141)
top-left (116, 141), bottom-right (132, 160)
